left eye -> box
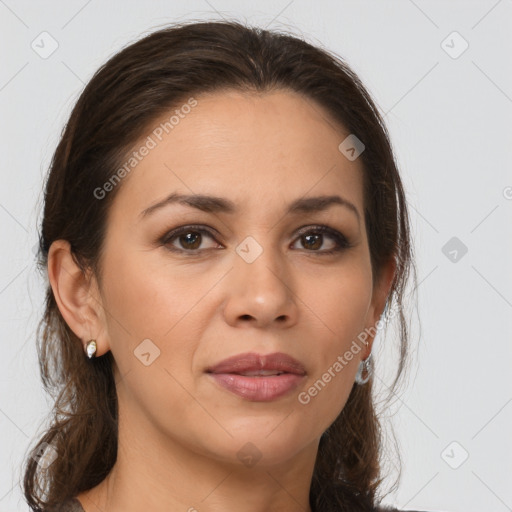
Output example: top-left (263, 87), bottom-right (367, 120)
top-left (291, 226), bottom-right (350, 253)
top-left (292, 232), bottom-right (337, 251)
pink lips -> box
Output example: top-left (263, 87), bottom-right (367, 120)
top-left (206, 352), bottom-right (306, 402)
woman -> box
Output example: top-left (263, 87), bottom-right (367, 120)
top-left (24, 20), bottom-right (417, 512)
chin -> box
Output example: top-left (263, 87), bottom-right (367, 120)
top-left (203, 422), bottom-right (314, 468)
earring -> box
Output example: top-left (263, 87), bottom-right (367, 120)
top-left (355, 353), bottom-right (372, 385)
top-left (85, 340), bottom-right (97, 359)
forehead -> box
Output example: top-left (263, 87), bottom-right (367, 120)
top-left (109, 89), bottom-right (365, 220)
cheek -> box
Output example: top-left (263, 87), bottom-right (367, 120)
top-left (301, 258), bottom-right (373, 349)
top-left (295, 261), bottom-right (372, 424)
top-left (102, 248), bottom-right (196, 339)
top-left (99, 250), bottom-right (216, 439)
top-left (100, 248), bottom-right (224, 376)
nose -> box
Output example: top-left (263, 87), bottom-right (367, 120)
top-left (222, 246), bottom-right (299, 329)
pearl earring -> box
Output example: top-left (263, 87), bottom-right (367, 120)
top-left (85, 340), bottom-right (97, 359)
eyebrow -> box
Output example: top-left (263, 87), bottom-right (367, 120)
top-left (139, 192), bottom-right (360, 224)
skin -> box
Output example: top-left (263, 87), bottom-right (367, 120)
top-left (48, 89), bottom-right (395, 512)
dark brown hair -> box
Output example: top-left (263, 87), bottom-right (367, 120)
top-left (24, 20), bottom-right (416, 512)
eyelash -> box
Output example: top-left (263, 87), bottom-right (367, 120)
top-left (159, 224), bottom-right (352, 256)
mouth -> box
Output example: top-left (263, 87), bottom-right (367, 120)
top-left (229, 369), bottom-right (287, 376)
top-left (205, 352), bottom-right (306, 401)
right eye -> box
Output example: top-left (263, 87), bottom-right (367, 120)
top-left (160, 225), bottom-right (223, 254)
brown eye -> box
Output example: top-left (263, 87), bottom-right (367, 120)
top-left (292, 226), bottom-right (351, 254)
top-left (177, 231), bottom-right (202, 250)
top-left (300, 233), bottom-right (326, 251)
top-left (161, 226), bottom-right (222, 253)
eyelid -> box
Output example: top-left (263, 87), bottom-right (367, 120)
top-left (159, 224), bottom-right (222, 249)
top-left (292, 224), bottom-right (352, 251)
top-left (159, 223), bottom-right (351, 254)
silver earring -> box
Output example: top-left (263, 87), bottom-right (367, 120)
top-left (85, 340), bottom-right (97, 359)
top-left (355, 353), bottom-right (372, 385)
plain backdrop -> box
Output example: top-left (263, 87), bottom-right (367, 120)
top-left (1, 1), bottom-right (511, 511)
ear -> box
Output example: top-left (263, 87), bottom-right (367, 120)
top-left (47, 240), bottom-right (110, 357)
top-left (364, 257), bottom-right (397, 357)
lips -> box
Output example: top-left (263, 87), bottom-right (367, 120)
top-left (206, 352), bottom-right (306, 401)
top-left (206, 352), bottom-right (306, 376)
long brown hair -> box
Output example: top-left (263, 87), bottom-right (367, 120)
top-left (24, 20), bottom-right (416, 512)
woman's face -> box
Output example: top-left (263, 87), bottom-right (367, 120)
top-left (91, 89), bottom-right (391, 467)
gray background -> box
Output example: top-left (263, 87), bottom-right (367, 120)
top-left (1, 1), bottom-right (511, 511)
